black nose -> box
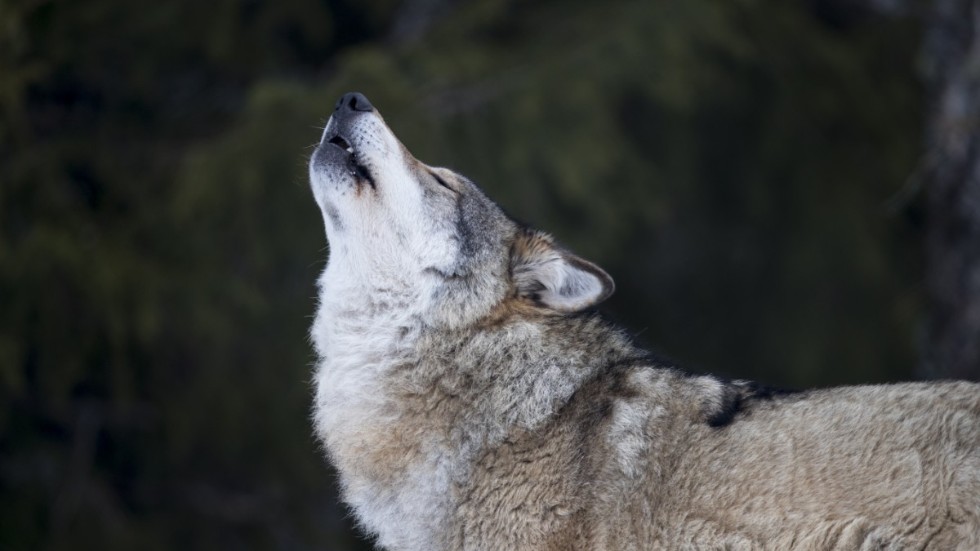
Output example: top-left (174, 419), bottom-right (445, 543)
top-left (335, 92), bottom-right (374, 113)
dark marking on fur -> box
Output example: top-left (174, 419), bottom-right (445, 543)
top-left (739, 381), bottom-right (807, 401)
top-left (424, 266), bottom-right (467, 280)
top-left (432, 171), bottom-right (454, 191)
top-left (706, 386), bottom-right (746, 428)
top-left (324, 204), bottom-right (344, 231)
top-left (456, 196), bottom-right (481, 259)
top-left (705, 379), bottom-right (806, 428)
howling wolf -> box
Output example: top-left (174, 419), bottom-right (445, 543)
top-left (307, 92), bottom-right (980, 550)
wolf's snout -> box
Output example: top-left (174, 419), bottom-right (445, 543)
top-left (335, 92), bottom-right (374, 114)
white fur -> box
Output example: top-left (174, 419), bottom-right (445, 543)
top-left (312, 294), bottom-right (452, 549)
top-left (310, 112), bottom-right (461, 549)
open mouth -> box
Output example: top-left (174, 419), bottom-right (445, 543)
top-left (325, 134), bottom-right (376, 189)
top-left (328, 135), bottom-right (354, 154)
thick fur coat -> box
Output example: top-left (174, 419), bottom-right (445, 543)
top-left (308, 92), bottom-right (980, 550)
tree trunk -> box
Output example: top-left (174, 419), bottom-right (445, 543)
top-left (920, 0), bottom-right (980, 381)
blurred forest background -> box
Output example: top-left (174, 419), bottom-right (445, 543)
top-left (2, 0), bottom-right (979, 549)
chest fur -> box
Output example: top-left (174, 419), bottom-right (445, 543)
top-left (311, 278), bottom-right (460, 550)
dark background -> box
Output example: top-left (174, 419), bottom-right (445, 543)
top-left (2, 0), bottom-right (978, 549)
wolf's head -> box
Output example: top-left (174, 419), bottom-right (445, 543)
top-left (309, 92), bottom-right (614, 327)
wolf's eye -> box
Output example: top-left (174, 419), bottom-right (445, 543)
top-left (432, 172), bottom-right (454, 192)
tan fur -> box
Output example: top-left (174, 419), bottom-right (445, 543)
top-left (308, 94), bottom-right (980, 550)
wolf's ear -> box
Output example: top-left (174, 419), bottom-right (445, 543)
top-left (511, 231), bottom-right (615, 312)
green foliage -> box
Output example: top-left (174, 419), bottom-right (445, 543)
top-left (1, 0), bottom-right (923, 549)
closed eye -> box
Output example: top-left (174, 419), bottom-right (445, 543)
top-left (432, 172), bottom-right (454, 192)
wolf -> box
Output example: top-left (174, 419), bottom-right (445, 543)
top-left (307, 92), bottom-right (980, 550)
